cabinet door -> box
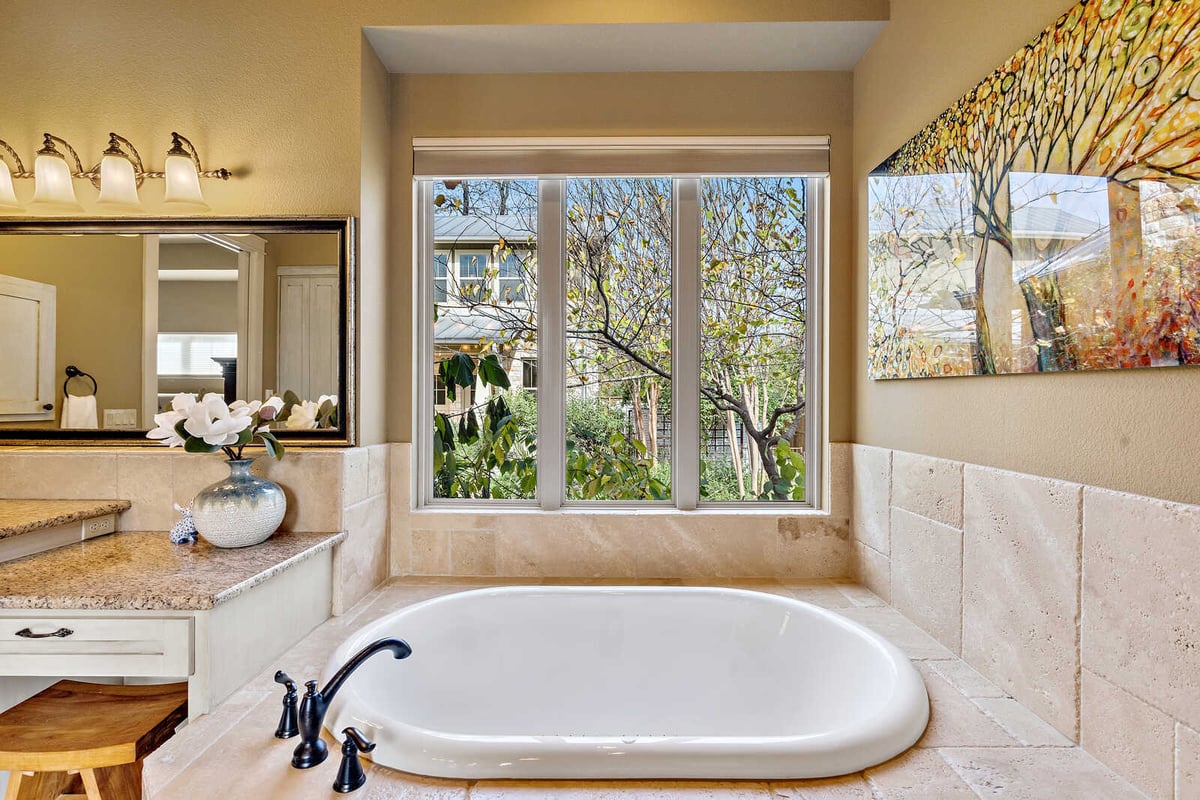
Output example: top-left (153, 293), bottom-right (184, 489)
top-left (0, 274), bottom-right (55, 418)
top-left (276, 267), bottom-right (338, 401)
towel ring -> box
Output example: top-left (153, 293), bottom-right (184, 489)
top-left (63, 365), bottom-right (98, 397)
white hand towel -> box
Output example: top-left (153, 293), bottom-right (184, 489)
top-left (62, 393), bottom-right (98, 429)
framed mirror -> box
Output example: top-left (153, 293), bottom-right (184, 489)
top-left (0, 216), bottom-right (355, 445)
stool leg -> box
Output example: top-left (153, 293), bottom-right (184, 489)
top-left (79, 763), bottom-right (141, 800)
top-left (4, 771), bottom-right (74, 800)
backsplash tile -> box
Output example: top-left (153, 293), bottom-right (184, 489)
top-left (889, 507), bottom-right (962, 655)
top-left (851, 444), bottom-right (891, 553)
top-left (852, 445), bottom-right (1200, 797)
top-left (891, 450), bottom-right (963, 529)
top-left (0, 447), bottom-right (390, 621)
top-left (961, 465), bottom-right (1082, 740)
top-left (1082, 486), bottom-right (1200, 732)
top-left (390, 443), bottom-right (854, 581)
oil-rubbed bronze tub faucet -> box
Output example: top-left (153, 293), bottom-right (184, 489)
top-left (275, 637), bottom-right (412, 771)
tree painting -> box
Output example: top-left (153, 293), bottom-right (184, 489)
top-left (869, 0), bottom-right (1200, 379)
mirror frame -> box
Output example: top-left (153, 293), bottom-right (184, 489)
top-left (0, 216), bottom-right (356, 447)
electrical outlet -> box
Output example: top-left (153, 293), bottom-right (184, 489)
top-left (104, 408), bottom-right (138, 428)
top-left (82, 514), bottom-right (116, 540)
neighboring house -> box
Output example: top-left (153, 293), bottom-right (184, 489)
top-left (433, 214), bottom-right (538, 416)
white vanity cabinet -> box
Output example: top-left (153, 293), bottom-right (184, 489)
top-left (0, 531), bottom-right (341, 718)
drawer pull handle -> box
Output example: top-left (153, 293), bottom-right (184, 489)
top-left (15, 627), bottom-right (74, 639)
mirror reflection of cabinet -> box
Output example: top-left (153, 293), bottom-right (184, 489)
top-left (0, 275), bottom-right (55, 420)
top-left (277, 266), bottom-right (338, 402)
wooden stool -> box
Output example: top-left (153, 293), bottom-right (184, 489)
top-left (0, 680), bottom-right (187, 800)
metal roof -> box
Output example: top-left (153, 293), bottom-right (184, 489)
top-left (434, 310), bottom-right (509, 344)
top-left (434, 214), bottom-right (536, 245)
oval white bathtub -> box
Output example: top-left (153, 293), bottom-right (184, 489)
top-left (324, 586), bottom-right (929, 779)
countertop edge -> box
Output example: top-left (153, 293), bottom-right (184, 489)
top-left (0, 531), bottom-right (346, 612)
top-left (0, 500), bottom-right (132, 541)
top-left (210, 531), bottom-right (347, 608)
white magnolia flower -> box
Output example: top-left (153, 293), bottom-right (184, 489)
top-left (285, 400), bottom-right (319, 430)
top-left (229, 399), bottom-right (263, 419)
top-left (146, 409), bottom-right (187, 447)
top-left (318, 394), bottom-right (338, 407)
top-left (184, 393), bottom-right (253, 446)
top-left (259, 395), bottom-right (285, 421)
top-left (171, 393), bottom-right (199, 414)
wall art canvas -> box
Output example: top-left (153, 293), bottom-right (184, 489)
top-left (868, 0), bottom-right (1200, 379)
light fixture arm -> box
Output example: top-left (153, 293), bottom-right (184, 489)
top-left (0, 139), bottom-right (27, 177)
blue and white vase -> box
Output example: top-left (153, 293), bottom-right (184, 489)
top-left (192, 459), bottom-right (286, 548)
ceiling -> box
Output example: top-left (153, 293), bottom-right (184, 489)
top-left (364, 21), bottom-right (886, 75)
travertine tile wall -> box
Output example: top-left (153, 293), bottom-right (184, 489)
top-left (0, 446), bottom-right (390, 615)
top-left (387, 442), bottom-right (853, 579)
top-left (851, 443), bottom-right (1200, 800)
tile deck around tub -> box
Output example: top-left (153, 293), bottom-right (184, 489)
top-left (143, 579), bottom-right (1146, 800)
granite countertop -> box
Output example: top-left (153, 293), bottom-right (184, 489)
top-left (0, 530), bottom-right (345, 611)
top-left (0, 499), bottom-right (132, 542)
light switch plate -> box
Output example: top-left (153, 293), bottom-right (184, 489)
top-left (103, 408), bottom-right (138, 428)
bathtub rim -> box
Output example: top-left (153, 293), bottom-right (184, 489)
top-left (324, 584), bottom-right (930, 780)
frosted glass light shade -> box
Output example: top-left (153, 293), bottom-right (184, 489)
top-left (31, 153), bottom-right (83, 211)
top-left (164, 154), bottom-right (208, 210)
top-left (0, 161), bottom-right (20, 210)
top-left (97, 154), bottom-right (141, 208)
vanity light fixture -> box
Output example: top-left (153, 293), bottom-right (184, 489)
top-left (31, 134), bottom-right (84, 212)
top-left (0, 141), bottom-right (21, 210)
top-left (96, 134), bottom-right (143, 209)
top-left (0, 131), bottom-right (231, 213)
top-left (163, 132), bottom-right (211, 210)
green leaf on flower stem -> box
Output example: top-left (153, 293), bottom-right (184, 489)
top-left (174, 419), bottom-right (189, 439)
top-left (260, 431), bottom-right (285, 460)
top-left (184, 437), bottom-right (219, 454)
top-left (236, 427), bottom-right (253, 447)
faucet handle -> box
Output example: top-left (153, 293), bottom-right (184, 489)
top-left (274, 670), bottom-right (297, 693)
top-left (272, 670), bottom-right (300, 739)
top-left (332, 727), bottom-right (375, 793)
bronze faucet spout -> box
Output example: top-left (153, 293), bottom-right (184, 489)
top-left (288, 638), bottom-right (412, 769)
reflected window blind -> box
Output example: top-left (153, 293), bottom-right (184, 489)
top-left (413, 137), bottom-right (831, 178)
top-left (157, 333), bottom-right (237, 376)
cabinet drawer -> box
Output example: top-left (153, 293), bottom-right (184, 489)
top-left (0, 616), bottom-right (193, 677)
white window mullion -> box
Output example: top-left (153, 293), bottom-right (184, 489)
top-left (537, 179), bottom-right (566, 510)
top-left (417, 180), bottom-right (436, 506)
top-left (805, 177), bottom-right (826, 510)
top-left (672, 178), bottom-right (701, 510)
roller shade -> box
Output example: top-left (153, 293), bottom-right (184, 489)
top-left (413, 137), bottom-right (830, 178)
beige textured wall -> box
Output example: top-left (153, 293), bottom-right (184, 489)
top-left (1, 0), bottom-right (883, 448)
top-left (159, 282), bottom-right (238, 333)
top-left (852, 0), bottom-right (1200, 505)
top-left (0, 235), bottom-right (143, 427)
top-left (388, 70), bottom-right (855, 444)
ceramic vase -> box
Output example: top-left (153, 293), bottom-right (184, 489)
top-left (192, 458), bottom-right (286, 548)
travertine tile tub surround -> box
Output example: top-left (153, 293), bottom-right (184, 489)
top-left (387, 442), bottom-right (853, 580)
top-left (143, 578), bottom-right (1145, 800)
top-left (0, 446), bottom-right (391, 614)
top-left (851, 443), bottom-right (1200, 800)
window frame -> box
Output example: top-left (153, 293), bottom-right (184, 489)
top-left (417, 163), bottom-right (825, 512)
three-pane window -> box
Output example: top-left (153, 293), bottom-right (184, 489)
top-left (423, 174), bottom-right (819, 508)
